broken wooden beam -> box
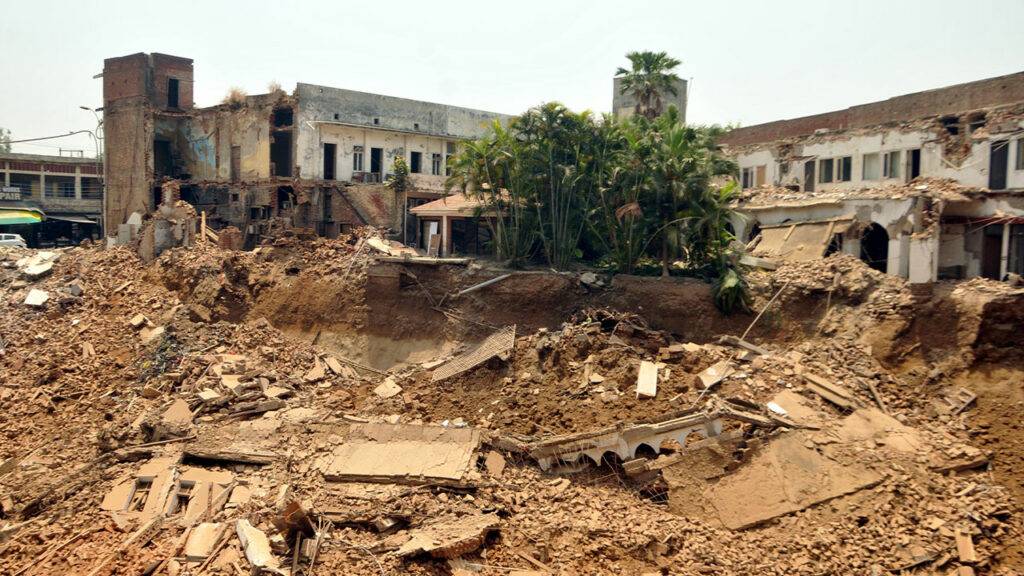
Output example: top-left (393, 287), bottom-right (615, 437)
top-left (802, 372), bottom-right (858, 410)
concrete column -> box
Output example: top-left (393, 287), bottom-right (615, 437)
top-left (1000, 223), bottom-right (1011, 280)
top-left (885, 236), bottom-right (905, 277)
top-left (75, 168), bottom-right (82, 200)
top-left (441, 215), bottom-right (450, 257)
top-left (39, 172), bottom-right (45, 200)
top-left (909, 233), bottom-right (940, 284)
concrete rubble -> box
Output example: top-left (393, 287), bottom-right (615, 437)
top-left (0, 232), bottom-right (1022, 575)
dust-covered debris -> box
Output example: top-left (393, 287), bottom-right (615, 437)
top-left (0, 238), bottom-right (1022, 575)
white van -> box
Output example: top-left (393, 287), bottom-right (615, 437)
top-left (0, 233), bottom-right (27, 248)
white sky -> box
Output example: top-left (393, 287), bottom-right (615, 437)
top-left (3, 0), bottom-right (1023, 156)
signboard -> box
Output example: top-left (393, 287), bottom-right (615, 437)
top-left (0, 186), bottom-right (23, 201)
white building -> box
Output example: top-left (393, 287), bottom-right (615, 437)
top-left (720, 72), bottom-right (1024, 284)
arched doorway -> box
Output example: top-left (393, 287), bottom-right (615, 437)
top-left (860, 223), bottom-right (889, 272)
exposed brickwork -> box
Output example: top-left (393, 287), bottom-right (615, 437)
top-left (103, 53), bottom-right (150, 103)
top-left (720, 71), bottom-right (1024, 147)
top-left (152, 53), bottom-right (194, 110)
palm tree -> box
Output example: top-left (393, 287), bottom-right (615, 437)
top-left (615, 51), bottom-right (682, 120)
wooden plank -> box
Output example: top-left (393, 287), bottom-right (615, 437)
top-left (956, 530), bottom-right (978, 564)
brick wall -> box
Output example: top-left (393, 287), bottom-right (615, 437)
top-left (152, 53), bottom-right (194, 110)
top-left (103, 53), bottom-right (150, 103)
top-left (720, 71), bottom-right (1024, 147)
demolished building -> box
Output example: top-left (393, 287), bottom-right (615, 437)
top-left (721, 71), bottom-right (1024, 284)
top-left (101, 52), bottom-right (511, 248)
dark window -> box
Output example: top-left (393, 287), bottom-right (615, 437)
top-left (838, 156), bottom-right (852, 181)
top-left (167, 78), bottom-right (179, 108)
top-left (270, 131), bottom-right (292, 177)
top-left (273, 108), bottom-right (293, 127)
top-left (990, 140), bottom-right (1009, 190)
top-left (414, 123), bottom-right (420, 130)
top-left (432, 153), bottom-right (442, 176)
top-left (909, 149), bottom-right (921, 179)
top-left (370, 147), bottom-right (383, 177)
top-left (373, 118), bottom-right (380, 125)
top-left (410, 151), bottom-right (422, 174)
top-left (323, 143), bottom-right (336, 180)
top-left (941, 116), bottom-right (960, 135)
top-left (333, 113), bottom-right (340, 120)
top-left (154, 139), bottom-right (172, 177)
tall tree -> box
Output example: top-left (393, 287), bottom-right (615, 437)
top-left (0, 128), bottom-right (11, 153)
top-left (615, 51), bottom-right (682, 120)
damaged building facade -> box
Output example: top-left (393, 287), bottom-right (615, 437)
top-left (102, 52), bottom-right (510, 249)
top-left (721, 71), bottom-right (1024, 284)
top-left (0, 152), bottom-right (103, 246)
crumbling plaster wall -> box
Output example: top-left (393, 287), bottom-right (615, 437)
top-left (733, 119), bottom-right (1024, 192)
top-left (739, 198), bottom-right (917, 277)
top-left (294, 83), bottom-right (509, 182)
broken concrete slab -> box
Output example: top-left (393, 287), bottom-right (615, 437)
top-left (635, 360), bottom-right (658, 398)
top-left (697, 360), bottom-right (734, 389)
top-left (704, 431), bottom-right (883, 530)
top-left (236, 519), bottom-right (280, 571)
top-left (484, 451), bottom-right (506, 478)
top-left (128, 314), bottom-right (149, 328)
top-left (197, 388), bottom-right (222, 402)
top-left (140, 325), bottom-right (166, 344)
top-left (162, 399), bottom-right (193, 428)
top-left (325, 423), bottom-right (482, 485)
top-left (432, 325), bottom-right (516, 382)
top-left (303, 360), bottom-right (326, 382)
top-left (22, 261), bottom-right (54, 280)
top-left (373, 377), bottom-right (402, 399)
top-left (835, 408), bottom-right (923, 453)
top-left (323, 356), bottom-right (344, 375)
top-left (184, 522), bottom-right (223, 561)
top-left (529, 406), bottom-right (730, 470)
top-left (24, 289), bottom-right (49, 307)
top-left (394, 513), bottom-right (501, 558)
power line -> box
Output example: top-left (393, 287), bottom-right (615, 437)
top-left (8, 130), bottom-right (94, 144)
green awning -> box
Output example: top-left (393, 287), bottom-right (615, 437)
top-left (0, 209), bottom-right (44, 225)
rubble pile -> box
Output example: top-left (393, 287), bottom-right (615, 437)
top-left (0, 237), bottom-right (1022, 575)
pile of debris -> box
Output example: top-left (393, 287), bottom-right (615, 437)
top-left (0, 231), bottom-right (1022, 575)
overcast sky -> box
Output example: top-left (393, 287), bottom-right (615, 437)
top-left (3, 0), bottom-right (1023, 156)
